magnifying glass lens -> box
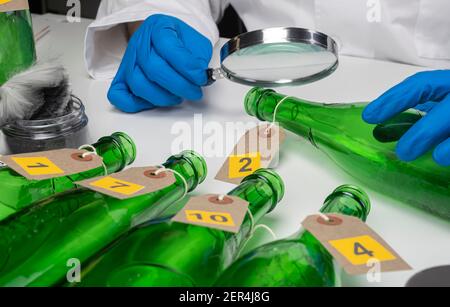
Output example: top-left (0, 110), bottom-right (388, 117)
top-left (222, 42), bottom-right (337, 85)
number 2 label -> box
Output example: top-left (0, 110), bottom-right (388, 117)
top-left (228, 153), bottom-right (261, 179)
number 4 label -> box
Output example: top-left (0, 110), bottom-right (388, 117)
top-left (354, 242), bottom-right (374, 257)
top-left (228, 153), bottom-right (261, 179)
top-left (329, 235), bottom-right (397, 265)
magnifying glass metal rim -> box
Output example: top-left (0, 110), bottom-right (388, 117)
top-left (208, 27), bottom-right (339, 87)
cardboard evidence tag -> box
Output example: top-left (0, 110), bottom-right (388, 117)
top-left (0, 149), bottom-right (104, 180)
top-left (302, 214), bottom-right (412, 275)
top-left (172, 194), bottom-right (249, 233)
top-left (215, 124), bottom-right (286, 185)
top-left (0, 0), bottom-right (29, 13)
top-left (76, 166), bottom-right (176, 200)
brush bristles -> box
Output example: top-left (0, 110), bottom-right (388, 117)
top-left (0, 62), bottom-right (71, 126)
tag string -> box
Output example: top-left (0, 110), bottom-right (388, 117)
top-left (318, 212), bottom-right (331, 222)
top-left (154, 166), bottom-right (188, 201)
top-left (237, 208), bottom-right (277, 258)
top-left (78, 144), bottom-right (108, 176)
top-left (265, 96), bottom-right (292, 135)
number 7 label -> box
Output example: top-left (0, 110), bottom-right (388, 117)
top-left (89, 177), bottom-right (144, 196)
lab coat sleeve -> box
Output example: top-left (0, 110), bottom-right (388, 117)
top-left (85, 0), bottom-right (225, 80)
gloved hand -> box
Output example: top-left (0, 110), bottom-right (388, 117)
top-left (108, 14), bottom-right (213, 112)
top-left (363, 70), bottom-right (450, 166)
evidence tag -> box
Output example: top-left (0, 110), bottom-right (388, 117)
top-left (215, 124), bottom-right (285, 185)
top-left (0, 149), bottom-right (104, 180)
top-left (302, 214), bottom-right (412, 275)
top-left (76, 167), bottom-right (176, 200)
top-left (0, 0), bottom-right (29, 12)
top-left (172, 194), bottom-right (249, 233)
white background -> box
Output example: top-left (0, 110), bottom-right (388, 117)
top-left (1, 14), bottom-right (448, 287)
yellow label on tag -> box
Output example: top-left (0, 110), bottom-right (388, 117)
top-left (329, 235), bottom-right (397, 265)
top-left (185, 210), bottom-right (235, 227)
top-left (89, 177), bottom-right (144, 196)
top-left (12, 157), bottom-right (64, 176)
top-left (228, 152), bottom-right (261, 179)
top-left (0, 0), bottom-right (12, 5)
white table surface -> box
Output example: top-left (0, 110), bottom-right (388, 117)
top-left (2, 14), bottom-right (449, 287)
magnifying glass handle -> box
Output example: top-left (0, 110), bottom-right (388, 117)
top-left (205, 68), bottom-right (216, 86)
top-left (205, 68), bottom-right (224, 86)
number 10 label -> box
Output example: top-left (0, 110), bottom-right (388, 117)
top-left (185, 210), bottom-right (235, 227)
top-left (228, 153), bottom-right (261, 179)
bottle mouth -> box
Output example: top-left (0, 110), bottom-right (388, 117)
top-left (168, 150), bottom-right (208, 192)
top-left (2, 96), bottom-right (88, 140)
top-left (107, 132), bottom-right (137, 168)
top-left (326, 184), bottom-right (371, 221)
top-left (244, 87), bottom-right (275, 121)
top-left (242, 168), bottom-right (285, 212)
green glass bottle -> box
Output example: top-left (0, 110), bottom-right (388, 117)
top-left (0, 2), bottom-right (36, 85)
top-left (0, 150), bottom-right (207, 287)
top-left (0, 132), bottom-right (136, 221)
top-left (245, 88), bottom-right (450, 219)
top-left (215, 185), bottom-right (371, 287)
top-left (77, 169), bottom-right (284, 287)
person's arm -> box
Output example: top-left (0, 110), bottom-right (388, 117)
top-left (85, 0), bottom-right (224, 80)
top-left (127, 21), bottom-right (142, 38)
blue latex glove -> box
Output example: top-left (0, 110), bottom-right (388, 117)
top-left (108, 14), bottom-right (213, 112)
top-left (363, 70), bottom-right (450, 166)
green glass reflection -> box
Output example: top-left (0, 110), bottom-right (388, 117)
top-left (0, 10), bottom-right (36, 85)
top-left (245, 88), bottom-right (450, 219)
top-left (0, 151), bottom-right (207, 287)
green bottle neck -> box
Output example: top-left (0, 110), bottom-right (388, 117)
top-left (162, 151), bottom-right (207, 193)
top-left (228, 169), bottom-right (284, 232)
top-left (91, 132), bottom-right (136, 174)
top-left (320, 185), bottom-right (371, 222)
top-left (111, 151), bottom-right (207, 225)
top-left (0, 10), bottom-right (36, 86)
top-left (295, 185), bottom-right (370, 241)
top-left (245, 88), bottom-right (423, 148)
top-left (245, 88), bottom-right (342, 146)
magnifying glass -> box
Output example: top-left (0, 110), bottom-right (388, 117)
top-left (206, 27), bottom-right (339, 87)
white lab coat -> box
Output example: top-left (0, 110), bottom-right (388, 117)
top-left (85, 0), bottom-right (450, 80)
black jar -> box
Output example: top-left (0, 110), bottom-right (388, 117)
top-left (2, 96), bottom-right (89, 153)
